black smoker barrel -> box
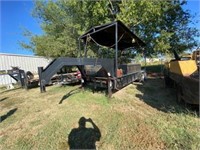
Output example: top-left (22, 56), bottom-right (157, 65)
top-left (119, 64), bottom-right (141, 74)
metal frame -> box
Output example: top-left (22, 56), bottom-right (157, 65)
top-left (7, 69), bottom-right (27, 88)
top-left (115, 22), bottom-right (118, 78)
top-left (38, 57), bottom-right (114, 93)
top-left (38, 21), bottom-right (145, 96)
top-left (7, 69), bottom-right (39, 89)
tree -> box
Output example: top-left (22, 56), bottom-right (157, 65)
top-left (21, 0), bottom-right (114, 58)
top-left (21, 0), bottom-right (199, 58)
top-left (117, 0), bottom-right (199, 56)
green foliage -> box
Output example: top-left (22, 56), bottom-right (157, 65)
top-left (20, 0), bottom-right (199, 58)
top-left (142, 64), bottom-right (164, 73)
top-left (117, 0), bottom-right (199, 55)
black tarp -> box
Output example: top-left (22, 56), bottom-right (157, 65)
top-left (79, 20), bottom-right (145, 50)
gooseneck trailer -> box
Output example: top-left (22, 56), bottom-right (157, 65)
top-left (38, 20), bottom-right (145, 96)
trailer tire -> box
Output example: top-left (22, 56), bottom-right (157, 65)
top-left (26, 71), bottom-right (34, 80)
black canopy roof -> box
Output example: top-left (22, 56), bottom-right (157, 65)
top-left (79, 20), bottom-right (145, 50)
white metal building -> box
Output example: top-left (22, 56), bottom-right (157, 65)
top-left (0, 53), bottom-right (51, 85)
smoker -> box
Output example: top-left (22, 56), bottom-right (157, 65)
top-left (38, 20), bottom-right (146, 97)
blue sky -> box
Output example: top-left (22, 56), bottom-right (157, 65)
top-left (0, 0), bottom-right (200, 56)
top-left (0, 0), bottom-right (42, 55)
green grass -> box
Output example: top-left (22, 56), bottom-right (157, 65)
top-left (146, 113), bottom-right (200, 149)
top-left (0, 78), bottom-right (199, 150)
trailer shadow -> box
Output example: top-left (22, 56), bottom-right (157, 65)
top-left (0, 97), bottom-right (8, 102)
top-left (135, 77), bottom-right (199, 115)
top-left (0, 87), bottom-right (21, 94)
top-left (83, 83), bottom-right (108, 95)
top-left (59, 87), bottom-right (81, 104)
top-left (0, 108), bottom-right (18, 123)
top-left (59, 83), bottom-right (108, 104)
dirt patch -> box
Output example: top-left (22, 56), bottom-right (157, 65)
top-left (131, 122), bottom-right (166, 149)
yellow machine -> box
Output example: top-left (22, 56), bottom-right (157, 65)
top-left (166, 60), bottom-right (197, 76)
top-left (164, 50), bottom-right (199, 105)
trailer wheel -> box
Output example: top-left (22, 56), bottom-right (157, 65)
top-left (176, 85), bottom-right (183, 104)
top-left (26, 71), bottom-right (34, 80)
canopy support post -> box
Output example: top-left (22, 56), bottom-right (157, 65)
top-left (115, 22), bottom-right (118, 77)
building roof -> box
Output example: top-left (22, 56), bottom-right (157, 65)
top-left (0, 53), bottom-right (43, 58)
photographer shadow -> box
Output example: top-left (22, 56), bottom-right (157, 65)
top-left (68, 117), bottom-right (101, 150)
